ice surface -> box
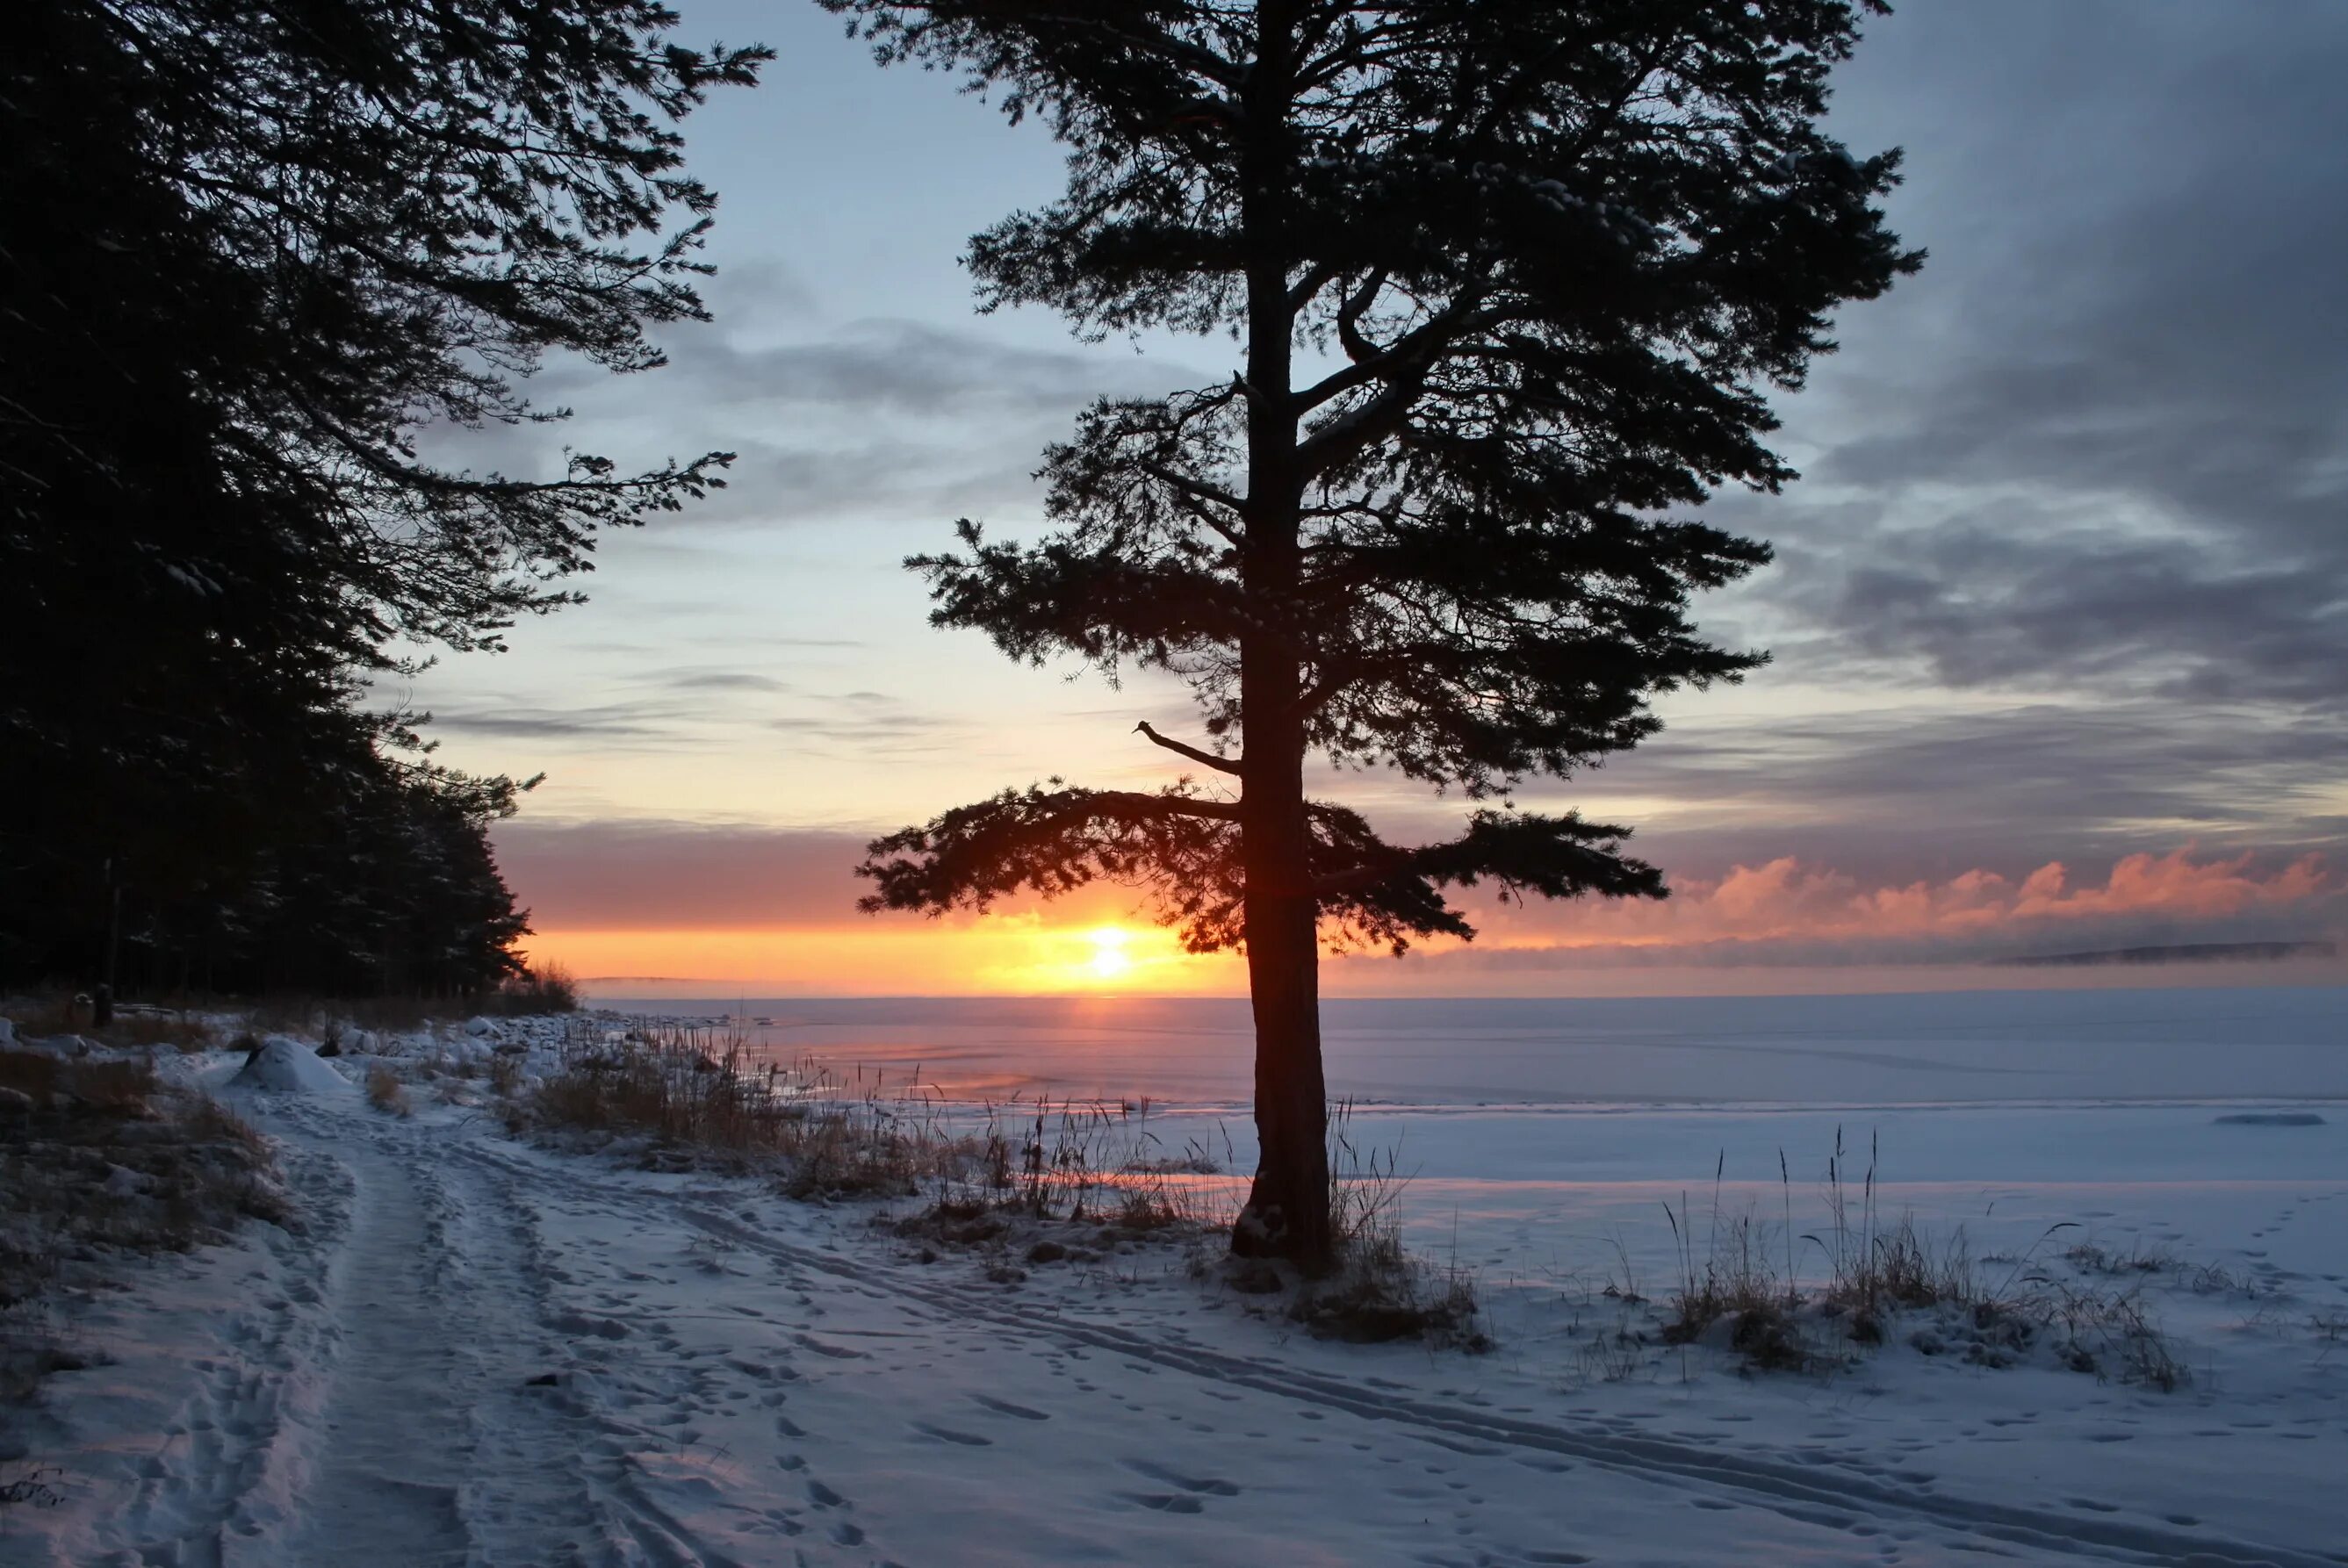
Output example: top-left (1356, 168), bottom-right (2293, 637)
top-left (606, 986), bottom-right (2348, 1105)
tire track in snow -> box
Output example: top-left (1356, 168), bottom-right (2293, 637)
top-left (260, 1104), bottom-right (753, 1567)
top-left (443, 1135), bottom-right (2340, 1568)
top-left (280, 1135), bottom-right (471, 1567)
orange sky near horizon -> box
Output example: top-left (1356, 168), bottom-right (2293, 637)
top-left (512, 845), bottom-right (2347, 999)
top-left (522, 917), bottom-right (1235, 998)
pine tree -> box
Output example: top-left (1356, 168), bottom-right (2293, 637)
top-left (1, 1), bottom-right (766, 992)
top-left (841, 0), bottom-right (1919, 1265)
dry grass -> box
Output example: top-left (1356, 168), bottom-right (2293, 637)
top-left (528, 1022), bottom-right (958, 1196)
top-left (2, 996), bottom-right (215, 1054)
top-left (364, 1065), bottom-right (412, 1118)
top-left (527, 1023), bottom-right (1236, 1287)
top-left (1653, 1152), bottom-right (1811, 1370)
top-left (1633, 1128), bottom-right (2193, 1388)
top-left (2, 1054), bottom-right (287, 1413)
top-left (1284, 1102), bottom-right (1487, 1350)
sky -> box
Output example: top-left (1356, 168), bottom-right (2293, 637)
top-left (398, 1), bottom-right (2348, 997)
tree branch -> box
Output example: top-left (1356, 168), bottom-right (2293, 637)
top-left (1135, 720), bottom-right (1242, 775)
top-left (1311, 810), bottom-right (1662, 901)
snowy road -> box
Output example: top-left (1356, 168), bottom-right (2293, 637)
top-left (12, 1069), bottom-right (2348, 1566)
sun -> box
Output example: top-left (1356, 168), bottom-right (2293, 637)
top-left (1084, 925), bottom-right (1134, 982)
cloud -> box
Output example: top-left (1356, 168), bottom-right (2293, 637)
top-left (499, 809), bottom-right (2341, 984)
top-left (1743, 2), bottom-right (2348, 710)
top-left (493, 820), bottom-right (873, 929)
top-left (495, 817), bottom-right (1148, 931)
top-left (647, 668), bottom-right (795, 695)
top-left (422, 701), bottom-right (682, 742)
top-left (1565, 701), bottom-right (2348, 882)
top-left (1406, 846), bottom-right (2343, 971)
top-left (767, 689), bottom-right (969, 755)
top-left (658, 317), bottom-right (1180, 419)
top-left (431, 306), bottom-right (1214, 532)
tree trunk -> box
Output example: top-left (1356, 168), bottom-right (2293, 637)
top-left (1228, 0), bottom-right (1332, 1270)
top-left (1233, 618), bottom-right (1329, 1263)
top-left (1233, 865), bottom-right (1332, 1266)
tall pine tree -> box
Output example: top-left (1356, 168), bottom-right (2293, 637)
top-left (841, 0), bottom-right (1919, 1264)
top-left (2, 1), bottom-right (766, 994)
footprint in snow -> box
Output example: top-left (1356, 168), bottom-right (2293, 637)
top-left (806, 1478), bottom-right (845, 1507)
top-left (911, 1422), bottom-right (991, 1447)
top-left (793, 1333), bottom-right (866, 1360)
top-left (1119, 1492), bottom-right (1205, 1514)
top-left (1120, 1460), bottom-right (1237, 1496)
top-left (970, 1394), bottom-right (1050, 1421)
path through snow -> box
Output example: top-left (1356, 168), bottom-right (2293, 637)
top-left (11, 1062), bottom-right (2347, 1566)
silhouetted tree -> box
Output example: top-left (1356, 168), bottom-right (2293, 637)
top-left (843, 1), bottom-right (1919, 1265)
top-left (1, 0), bottom-right (765, 993)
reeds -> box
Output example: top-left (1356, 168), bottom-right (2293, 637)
top-left (529, 1019), bottom-right (1234, 1226)
top-left (1642, 1126), bottom-right (2191, 1387)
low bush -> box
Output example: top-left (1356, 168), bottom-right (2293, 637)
top-left (364, 1065), bottom-right (412, 1118)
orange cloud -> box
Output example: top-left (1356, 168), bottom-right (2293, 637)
top-left (1463, 845), bottom-right (2335, 953)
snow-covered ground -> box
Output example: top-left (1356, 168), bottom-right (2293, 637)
top-left (6, 993), bottom-right (2346, 1565)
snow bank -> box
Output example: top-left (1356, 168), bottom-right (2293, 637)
top-left (232, 1035), bottom-right (354, 1095)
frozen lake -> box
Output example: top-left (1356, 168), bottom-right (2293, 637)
top-left (604, 986), bottom-right (2348, 1302)
top-left (601, 986), bottom-right (2348, 1108)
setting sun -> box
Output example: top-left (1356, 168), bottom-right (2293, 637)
top-left (1084, 925), bottom-right (1134, 982)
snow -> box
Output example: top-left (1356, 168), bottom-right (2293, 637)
top-left (228, 1035), bottom-right (355, 1096)
top-left (6, 991), bottom-right (2346, 1565)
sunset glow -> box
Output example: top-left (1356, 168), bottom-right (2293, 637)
top-left (1084, 926), bottom-right (1134, 982)
top-left (515, 916), bottom-right (1235, 998)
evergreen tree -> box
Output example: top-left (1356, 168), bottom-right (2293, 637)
top-left (1, 1), bottom-right (766, 993)
top-left (840, 0), bottom-right (1920, 1264)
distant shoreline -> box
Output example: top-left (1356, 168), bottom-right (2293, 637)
top-left (1991, 939), bottom-right (2337, 968)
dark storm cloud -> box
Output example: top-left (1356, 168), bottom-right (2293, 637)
top-left (1758, 1), bottom-right (2348, 708)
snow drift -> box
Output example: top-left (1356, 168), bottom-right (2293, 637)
top-left (232, 1035), bottom-right (353, 1095)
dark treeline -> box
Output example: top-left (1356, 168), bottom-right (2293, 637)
top-left (1, 1), bottom-right (764, 998)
